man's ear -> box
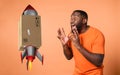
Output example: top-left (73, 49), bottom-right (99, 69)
top-left (82, 19), bottom-right (87, 24)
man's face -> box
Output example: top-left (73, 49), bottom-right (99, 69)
top-left (70, 12), bottom-right (83, 31)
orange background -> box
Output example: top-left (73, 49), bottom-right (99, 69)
top-left (0, 0), bottom-right (120, 75)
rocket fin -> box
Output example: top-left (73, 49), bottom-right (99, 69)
top-left (21, 50), bottom-right (27, 63)
top-left (36, 51), bottom-right (43, 65)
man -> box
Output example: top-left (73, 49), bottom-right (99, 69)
top-left (57, 10), bottom-right (105, 75)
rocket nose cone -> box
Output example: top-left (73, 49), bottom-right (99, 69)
top-left (25, 4), bottom-right (35, 10)
top-left (23, 4), bottom-right (38, 16)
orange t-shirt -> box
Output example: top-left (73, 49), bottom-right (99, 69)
top-left (68, 26), bottom-right (105, 75)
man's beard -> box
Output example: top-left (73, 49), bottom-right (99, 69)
top-left (71, 22), bottom-right (82, 33)
top-left (76, 24), bottom-right (82, 33)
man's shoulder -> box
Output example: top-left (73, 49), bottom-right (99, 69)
top-left (89, 26), bottom-right (105, 39)
top-left (90, 26), bottom-right (104, 35)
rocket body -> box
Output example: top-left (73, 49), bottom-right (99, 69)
top-left (19, 5), bottom-right (43, 70)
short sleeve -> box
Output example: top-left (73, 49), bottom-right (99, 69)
top-left (92, 32), bottom-right (105, 54)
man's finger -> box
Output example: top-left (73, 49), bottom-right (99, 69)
top-left (57, 28), bottom-right (62, 35)
top-left (74, 26), bottom-right (79, 34)
top-left (62, 27), bottom-right (65, 36)
top-left (57, 36), bottom-right (60, 39)
top-left (68, 33), bottom-right (74, 40)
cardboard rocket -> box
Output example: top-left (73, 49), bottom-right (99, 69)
top-left (18, 4), bottom-right (43, 70)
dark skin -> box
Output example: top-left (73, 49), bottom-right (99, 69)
top-left (57, 12), bottom-right (104, 67)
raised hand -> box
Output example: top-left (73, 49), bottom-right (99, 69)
top-left (57, 28), bottom-right (69, 45)
top-left (68, 26), bottom-right (81, 47)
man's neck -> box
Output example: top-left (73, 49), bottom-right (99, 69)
top-left (80, 25), bottom-right (89, 33)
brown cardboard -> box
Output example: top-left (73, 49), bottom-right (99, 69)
top-left (19, 15), bottom-right (41, 51)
